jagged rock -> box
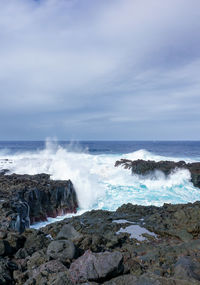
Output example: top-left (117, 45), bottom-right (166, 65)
top-left (27, 250), bottom-right (47, 273)
top-left (32, 260), bottom-right (67, 278)
top-left (0, 173), bottom-right (78, 233)
top-left (69, 250), bottom-right (123, 283)
top-left (0, 240), bottom-right (11, 256)
top-left (0, 259), bottom-right (15, 285)
top-left (23, 229), bottom-right (50, 255)
top-left (46, 271), bottom-right (73, 285)
top-left (115, 159), bottom-right (200, 188)
top-left (47, 240), bottom-right (76, 262)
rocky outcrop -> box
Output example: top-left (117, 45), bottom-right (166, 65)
top-left (115, 159), bottom-right (200, 187)
top-left (2, 169), bottom-right (200, 284)
top-left (0, 173), bottom-right (78, 233)
top-left (1, 201), bottom-right (200, 283)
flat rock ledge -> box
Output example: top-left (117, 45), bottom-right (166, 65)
top-left (115, 159), bottom-right (200, 187)
top-left (1, 201), bottom-right (200, 284)
top-left (0, 173), bottom-right (78, 233)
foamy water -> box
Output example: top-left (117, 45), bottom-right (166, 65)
top-left (0, 140), bottom-right (200, 228)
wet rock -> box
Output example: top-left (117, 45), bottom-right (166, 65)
top-left (47, 240), bottom-right (76, 262)
top-left (0, 173), bottom-right (78, 233)
top-left (115, 159), bottom-right (200, 188)
top-left (69, 250), bottom-right (123, 283)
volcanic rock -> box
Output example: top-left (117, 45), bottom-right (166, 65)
top-left (47, 239), bottom-right (76, 262)
top-left (0, 173), bottom-right (78, 233)
top-left (56, 224), bottom-right (82, 241)
top-left (69, 250), bottom-right (123, 283)
top-left (115, 159), bottom-right (200, 188)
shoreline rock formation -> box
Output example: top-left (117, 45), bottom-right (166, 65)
top-left (1, 201), bottom-right (200, 284)
top-left (0, 173), bottom-right (78, 233)
top-left (115, 159), bottom-right (200, 188)
top-left (1, 171), bottom-right (200, 284)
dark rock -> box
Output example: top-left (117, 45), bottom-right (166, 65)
top-left (115, 159), bottom-right (200, 188)
top-left (47, 271), bottom-right (73, 285)
top-left (27, 250), bottom-right (47, 273)
top-left (15, 247), bottom-right (29, 259)
top-left (0, 173), bottom-right (78, 233)
top-left (47, 240), bottom-right (76, 262)
top-left (32, 260), bottom-right (67, 279)
top-left (23, 229), bottom-right (50, 255)
top-left (0, 240), bottom-right (11, 256)
top-left (0, 258), bottom-right (14, 285)
top-left (69, 250), bottom-right (123, 283)
top-left (174, 257), bottom-right (200, 281)
top-left (104, 273), bottom-right (200, 285)
top-left (56, 224), bottom-right (82, 241)
top-left (104, 274), bottom-right (138, 285)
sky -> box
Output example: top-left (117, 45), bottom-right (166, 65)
top-left (0, 0), bottom-right (200, 140)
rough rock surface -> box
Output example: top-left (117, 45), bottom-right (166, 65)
top-left (0, 173), bottom-right (78, 233)
top-left (2, 172), bottom-right (200, 283)
top-left (115, 159), bottom-right (200, 187)
top-left (47, 240), bottom-right (76, 262)
top-left (1, 201), bottom-right (200, 284)
top-left (69, 250), bottom-right (123, 283)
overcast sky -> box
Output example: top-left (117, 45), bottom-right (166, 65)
top-left (0, 0), bottom-right (200, 140)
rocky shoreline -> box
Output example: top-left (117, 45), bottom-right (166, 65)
top-left (115, 159), bottom-right (200, 188)
top-left (0, 172), bottom-right (78, 233)
top-left (1, 167), bottom-right (200, 284)
top-left (1, 201), bottom-right (200, 284)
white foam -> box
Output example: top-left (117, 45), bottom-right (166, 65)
top-left (30, 209), bottom-right (86, 229)
top-left (1, 140), bottom-right (200, 222)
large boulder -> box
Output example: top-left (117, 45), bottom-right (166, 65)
top-left (69, 250), bottom-right (123, 283)
top-left (56, 224), bottom-right (82, 241)
top-left (47, 240), bottom-right (76, 262)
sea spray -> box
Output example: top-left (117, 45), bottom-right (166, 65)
top-left (0, 141), bottom-right (200, 217)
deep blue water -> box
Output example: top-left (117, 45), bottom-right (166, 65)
top-left (0, 140), bottom-right (200, 159)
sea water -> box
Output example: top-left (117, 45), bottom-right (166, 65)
top-left (0, 140), bottom-right (200, 228)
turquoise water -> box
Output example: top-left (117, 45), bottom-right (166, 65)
top-left (0, 140), bottom-right (200, 223)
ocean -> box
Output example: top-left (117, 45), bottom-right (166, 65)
top-left (1, 140), bottom-right (200, 228)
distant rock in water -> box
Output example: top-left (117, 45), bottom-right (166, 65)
top-left (115, 159), bottom-right (200, 188)
top-left (0, 173), bottom-right (78, 233)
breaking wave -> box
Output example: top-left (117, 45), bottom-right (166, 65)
top-left (0, 140), bottom-right (200, 217)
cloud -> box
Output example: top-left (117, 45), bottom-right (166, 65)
top-left (0, 0), bottom-right (200, 139)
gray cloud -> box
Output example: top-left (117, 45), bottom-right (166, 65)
top-left (0, 0), bottom-right (200, 139)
